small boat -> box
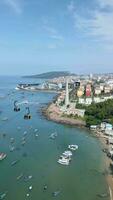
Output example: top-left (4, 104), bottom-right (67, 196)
top-left (1, 117), bottom-right (8, 121)
top-left (58, 157), bottom-right (69, 166)
top-left (49, 132), bottom-right (58, 140)
top-left (0, 153), bottom-right (7, 161)
top-left (34, 129), bottom-right (38, 132)
top-left (68, 145), bottom-right (78, 151)
top-left (62, 150), bottom-right (72, 157)
top-left (9, 146), bottom-right (15, 152)
top-left (52, 190), bottom-right (61, 197)
top-left (35, 134), bottom-right (39, 138)
top-left (26, 193), bottom-right (30, 197)
top-left (43, 185), bottom-right (48, 191)
top-left (97, 193), bottom-right (109, 198)
top-left (10, 138), bottom-right (15, 144)
top-left (23, 131), bottom-right (27, 136)
top-left (11, 160), bottom-right (19, 166)
top-left (17, 173), bottom-right (23, 180)
top-left (29, 186), bottom-right (32, 191)
top-left (0, 191), bottom-right (8, 199)
top-left (24, 175), bottom-right (32, 182)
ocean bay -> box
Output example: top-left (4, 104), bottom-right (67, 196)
top-left (0, 76), bottom-right (109, 200)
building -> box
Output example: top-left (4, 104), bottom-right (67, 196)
top-left (94, 87), bottom-right (101, 95)
top-left (86, 85), bottom-right (91, 97)
top-left (65, 79), bottom-right (69, 106)
top-left (77, 87), bottom-right (84, 97)
top-left (104, 86), bottom-right (111, 94)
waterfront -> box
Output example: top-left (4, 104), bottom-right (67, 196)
top-left (0, 76), bottom-right (109, 200)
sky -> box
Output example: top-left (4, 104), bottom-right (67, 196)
top-left (0, 0), bottom-right (113, 75)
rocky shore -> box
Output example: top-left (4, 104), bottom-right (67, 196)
top-left (42, 103), bottom-right (86, 127)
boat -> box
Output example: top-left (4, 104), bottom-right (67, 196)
top-left (11, 160), bottom-right (19, 166)
top-left (23, 175), bottom-right (32, 182)
top-left (0, 153), bottom-right (7, 161)
top-left (34, 129), bottom-right (38, 132)
top-left (49, 132), bottom-right (58, 139)
top-left (68, 144), bottom-right (78, 151)
top-left (17, 173), bottom-right (23, 180)
top-left (1, 117), bottom-right (8, 121)
top-left (52, 190), bottom-right (61, 197)
top-left (0, 191), bottom-right (8, 199)
top-left (29, 186), bottom-right (32, 191)
top-left (62, 150), bottom-right (72, 157)
top-left (10, 138), bottom-right (15, 144)
top-left (58, 156), bottom-right (69, 165)
top-left (9, 146), bottom-right (15, 152)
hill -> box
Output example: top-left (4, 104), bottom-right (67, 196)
top-left (23, 71), bottom-right (75, 79)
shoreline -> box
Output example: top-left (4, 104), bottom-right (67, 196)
top-left (42, 102), bottom-right (86, 128)
top-left (42, 102), bottom-right (113, 200)
top-left (99, 135), bottom-right (113, 200)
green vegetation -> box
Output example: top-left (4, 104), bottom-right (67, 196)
top-left (85, 99), bottom-right (113, 127)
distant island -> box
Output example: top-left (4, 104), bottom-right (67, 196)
top-left (23, 71), bottom-right (75, 79)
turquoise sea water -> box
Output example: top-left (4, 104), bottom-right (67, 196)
top-left (0, 76), bottom-right (109, 200)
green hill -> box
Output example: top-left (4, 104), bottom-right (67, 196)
top-left (23, 71), bottom-right (75, 79)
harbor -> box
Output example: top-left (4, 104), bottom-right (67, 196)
top-left (0, 76), bottom-right (110, 200)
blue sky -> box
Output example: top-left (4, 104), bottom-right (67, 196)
top-left (0, 0), bottom-right (113, 75)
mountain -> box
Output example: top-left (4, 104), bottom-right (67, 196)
top-left (23, 71), bottom-right (75, 79)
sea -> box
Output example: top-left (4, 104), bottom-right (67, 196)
top-left (0, 76), bottom-right (109, 200)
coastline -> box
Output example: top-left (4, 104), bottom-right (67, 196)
top-left (42, 102), bottom-right (113, 200)
top-left (42, 102), bottom-right (86, 127)
top-left (99, 135), bottom-right (113, 200)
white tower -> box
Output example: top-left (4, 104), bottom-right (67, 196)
top-left (65, 79), bottom-right (69, 106)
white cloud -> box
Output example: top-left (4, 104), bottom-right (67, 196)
top-left (67, 0), bottom-right (113, 48)
top-left (4, 0), bottom-right (22, 14)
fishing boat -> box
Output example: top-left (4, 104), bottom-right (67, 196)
top-left (0, 153), bottom-right (7, 161)
top-left (68, 144), bottom-right (78, 151)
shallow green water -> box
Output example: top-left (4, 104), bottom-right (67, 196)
top-left (0, 77), bottom-right (109, 200)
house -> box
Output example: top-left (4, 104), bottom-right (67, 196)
top-left (94, 87), bottom-right (101, 95)
top-left (104, 86), bottom-right (111, 94)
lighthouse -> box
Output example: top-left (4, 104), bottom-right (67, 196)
top-left (65, 79), bottom-right (69, 106)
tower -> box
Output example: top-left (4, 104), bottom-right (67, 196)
top-left (65, 79), bottom-right (69, 106)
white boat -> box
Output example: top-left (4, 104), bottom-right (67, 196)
top-left (58, 157), bottom-right (69, 165)
top-left (62, 150), bottom-right (72, 157)
top-left (0, 153), bottom-right (7, 161)
top-left (68, 145), bottom-right (78, 151)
